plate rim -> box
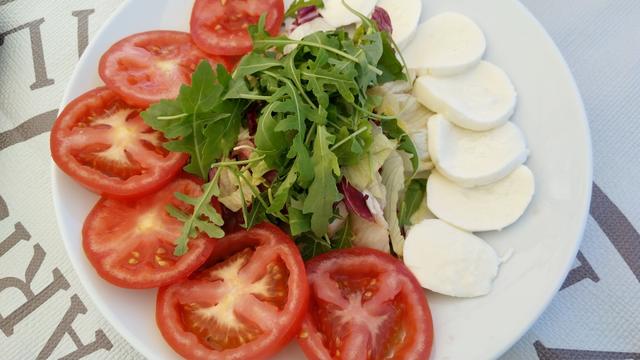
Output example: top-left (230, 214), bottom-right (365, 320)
top-left (51, 0), bottom-right (594, 358)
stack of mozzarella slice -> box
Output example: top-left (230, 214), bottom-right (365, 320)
top-left (401, 12), bottom-right (535, 298)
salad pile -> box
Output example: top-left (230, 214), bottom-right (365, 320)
top-left (51, 0), bottom-right (536, 358)
top-left (142, 13), bottom-right (419, 259)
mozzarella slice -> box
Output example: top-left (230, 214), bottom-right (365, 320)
top-left (319, 0), bottom-right (377, 28)
top-left (285, 17), bottom-right (336, 54)
top-left (403, 12), bottom-right (486, 77)
top-left (427, 166), bottom-right (535, 232)
top-left (287, 18), bottom-right (335, 41)
top-left (403, 219), bottom-right (500, 297)
top-left (414, 61), bottom-right (517, 131)
top-left (428, 114), bottom-right (529, 187)
top-left (376, 0), bottom-right (422, 49)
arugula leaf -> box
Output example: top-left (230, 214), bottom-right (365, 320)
top-left (224, 78), bottom-right (265, 100)
top-left (255, 102), bottom-right (290, 169)
top-left (140, 99), bottom-right (185, 139)
top-left (270, 74), bottom-right (309, 135)
top-left (168, 173), bottom-right (225, 256)
top-left (159, 112), bottom-right (231, 180)
top-left (303, 125), bottom-right (342, 236)
top-left (142, 61), bottom-right (243, 180)
top-left (179, 63), bottom-right (226, 113)
top-left (376, 31), bottom-right (406, 83)
top-left (332, 120), bottom-right (372, 166)
top-left (198, 101), bottom-right (243, 176)
top-left (360, 32), bottom-right (384, 66)
top-left (233, 53), bottom-right (284, 79)
top-left (268, 163), bottom-right (298, 214)
top-left (285, 0), bottom-right (324, 18)
top-left (301, 65), bottom-right (357, 107)
top-left (282, 48), bottom-right (318, 108)
top-left (399, 179), bottom-right (427, 227)
top-left (291, 136), bottom-right (315, 188)
top-left (289, 199), bottom-right (311, 236)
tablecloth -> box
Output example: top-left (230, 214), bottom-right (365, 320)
top-left (1, 0), bottom-right (639, 359)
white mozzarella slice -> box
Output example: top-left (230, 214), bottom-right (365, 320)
top-left (285, 18), bottom-right (336, 54)
top-left (403, 12), bottom-right (486, 77)
top-left (287, 18), bottom-right (335, 41)
top-left (376, 0), bottom-right (422, 49)
top-left (414, 61), bottom-right (517, 131)
top-left (428, 114), bottom-right (529, 187)
top-left (403, 219), bottom-right (500, 297)
top-left (319, 0), bottom-right (377, 28)
top-left (427, 166), bottom-right (535, 232)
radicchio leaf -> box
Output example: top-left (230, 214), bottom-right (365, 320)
top-left (371, 6), bottom-right (393, 34)
top-left (293, 6), bottom-right (321, 29)
top-left (339, 178), bottom-right (374, 222)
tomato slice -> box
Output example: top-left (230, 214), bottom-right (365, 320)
top-left (82, 175), bottom-right (217, 288)
top-left (298, 248), bottom-right (434, 360)
top-left (190, 0), bottom-right (285, 56)
top-left (51, 87), bottom-right (187, 198)
top-left (99, 31), bottom-right (232, 107)
top-left (156, 223), bottom-right (309, 359)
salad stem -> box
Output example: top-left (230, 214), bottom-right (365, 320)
top-left (211, 156), bottom-right (266, 168)
top-left (330, 126), bottom-right (368, 151)
top-left (157, 113), bottom-right (188, 120)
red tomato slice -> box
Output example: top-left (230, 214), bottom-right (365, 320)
top-left (298, 248), bottom-right (434, 360)
top-left (99, 31), bottom-right (232, 107)
top-left (156, 223), bottom-right (309, 360)
top-left (51, 87), bottom-right (187, 198)
top-left (82, 175), bottom-right (217, 289)
top-left (190, 0), bottom-right (285, 56)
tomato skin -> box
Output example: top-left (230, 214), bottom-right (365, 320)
top-left (190, 0), bottom-right (285, 56)
top-left (99, 30), bottom-right (232, 107)
top-left (156, 223), bottom-right (309, 360)
top-left (82, 175), bottom-right (217, 289)
top-left (298, 247), bottom-right (434, 360)
top-left (51, 87), bottom-right (188, 199)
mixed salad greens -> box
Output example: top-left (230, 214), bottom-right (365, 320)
top-left (142, 5), bottom-right (427, 258)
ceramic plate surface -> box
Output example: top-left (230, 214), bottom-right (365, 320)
top-left (52, 0), bottom-right (592, 358)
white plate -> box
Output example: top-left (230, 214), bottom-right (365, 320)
top-left (51, 0), bottom-right (592, 359)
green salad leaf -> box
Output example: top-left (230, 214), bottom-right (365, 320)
top-left (382, 151), bottom-right (406, 256)
top-left (303, 125), bottom-right (342, 236)
top-left (381, 118), bottom-right (420, 173)
top-left (167, 172), bottom-right (225, 256)
top-left (399, 179), bottom-right (427, 227)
